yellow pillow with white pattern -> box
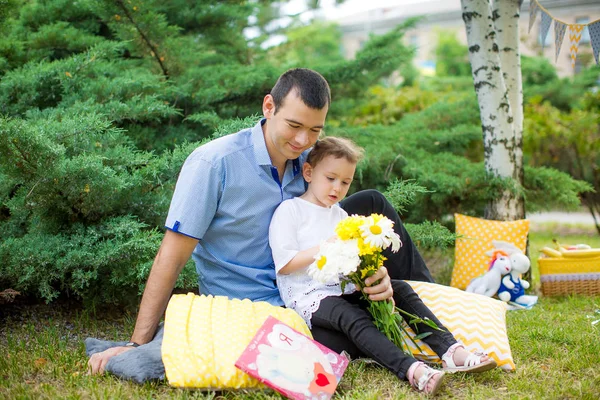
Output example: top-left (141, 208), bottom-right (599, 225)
top-left (404, 281), bottom-right (515, 371)
top-left (162, 293), bottom-right (312, 389)
top-left (450, 213), bottom-right (529, 290)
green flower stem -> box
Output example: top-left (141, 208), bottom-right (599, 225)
top-left (349, 273), bottom-right (443, 356)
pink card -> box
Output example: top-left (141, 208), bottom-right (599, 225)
top-left (235, 316), bottom-right (349, 400)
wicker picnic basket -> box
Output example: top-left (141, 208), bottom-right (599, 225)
top-left (538, 256), bottom-right (600, 296)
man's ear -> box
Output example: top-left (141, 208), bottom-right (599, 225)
top-left (263, 94), bottom-right (275, 118)
top-left (302, 162), bottom-right (313, 182)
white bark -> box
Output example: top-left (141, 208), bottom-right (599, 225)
top-left (494, 0), bottom-right (524, 195)
top-left (461, 0), bottom-right (524, 220)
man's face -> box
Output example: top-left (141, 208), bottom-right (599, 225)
top-left (262, 90), bottom-right (328, 168)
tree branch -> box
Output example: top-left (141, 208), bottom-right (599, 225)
top-left (115, 0), bottom-right (169, 79)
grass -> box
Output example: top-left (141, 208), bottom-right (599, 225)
top-left (1, 223), bottom-right (599, 399)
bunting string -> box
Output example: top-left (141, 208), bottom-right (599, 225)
top-left (526, 0), bottom-right (600, 67)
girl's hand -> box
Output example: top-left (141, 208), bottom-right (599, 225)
top-left (326, 235), bottom-right (337, 243)
top-left (363, 266), bottom-right (393, 301)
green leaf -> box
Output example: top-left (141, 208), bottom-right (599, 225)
top-left (414, 332), bottom-right (433, 341)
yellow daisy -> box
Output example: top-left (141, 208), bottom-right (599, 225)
top-left (335, 215), bottom-right (365, 240)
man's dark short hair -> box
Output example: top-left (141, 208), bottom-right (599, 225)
top-left (270, 68), bottom-right (331, 113)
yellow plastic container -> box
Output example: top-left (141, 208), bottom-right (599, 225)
top-left (538, 256), bottom-right (600, 296)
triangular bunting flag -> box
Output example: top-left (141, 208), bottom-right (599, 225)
top-left (554, 20), bottom-right (567, 62)
top-left (589, 21), bottom-right (600, 65)
top-left (540, 10), bottom-right (552, 50)
top-left (529, 0), bottom-right (540, 33)
top-left (568, 24), bottom-right (585, 68)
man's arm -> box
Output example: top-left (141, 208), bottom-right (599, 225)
top-left (87, 229), bottom-right (198, 374)
top-left (131, 229), bottom-right (199, 343)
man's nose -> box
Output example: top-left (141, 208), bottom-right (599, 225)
top-left (294, 130), bottom-right (309, 147)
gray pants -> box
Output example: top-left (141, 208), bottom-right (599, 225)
top-left (85, 323), bottom-right (165, 383)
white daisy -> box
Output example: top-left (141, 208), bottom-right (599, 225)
top-left (390, 232), bottom-right (402, 252)
top-left (359, 215), bottom-right (394, 249)
top-left (335, 239), bottom-right (361, 276)
top-left (360, 214), bottom-right (403, 252)
top-left (307, 240), bottom-right (360, 283)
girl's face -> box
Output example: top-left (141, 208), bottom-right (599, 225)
top-left (301, 155), bottom-right (356, 208)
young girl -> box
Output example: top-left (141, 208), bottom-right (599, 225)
top-left (268, 137), bottom-right (496, 396)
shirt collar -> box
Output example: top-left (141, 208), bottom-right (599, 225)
top-left (252, 119), bottom-right (273, 166)
top-left (252, 118), bottom-right (301, 177)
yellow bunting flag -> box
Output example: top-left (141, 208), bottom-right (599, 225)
top-left (569, 24), bottom-right (585, 68)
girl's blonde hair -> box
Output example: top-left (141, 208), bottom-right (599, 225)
top-left (306, 136), bottom-right (364, 167)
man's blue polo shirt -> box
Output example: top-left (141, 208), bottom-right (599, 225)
top-left (165, 119), bottom-right (307, 306)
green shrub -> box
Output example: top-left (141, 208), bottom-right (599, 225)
top-left (338, 94), bottom-right (590, 225)
top-left (336, 85), bottom-right (438, 126)
top-left (0, 217), bottom-right (198, 305)
top-left (524, 94), bottom-right (599, 231)
top-left (0, 0), bottom-right (418, 304)
top-left (434, 30), bottom-right (471, 77)
top-left (524, 64), bottom-right (600, 111)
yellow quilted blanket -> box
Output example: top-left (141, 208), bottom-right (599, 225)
top-left (162, 293), bottom-right (312, 388)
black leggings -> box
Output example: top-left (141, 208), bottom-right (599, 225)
top-left (310, 189), bottom-right (436, 358)
top-left (311, 280), bottom-right (456, 380)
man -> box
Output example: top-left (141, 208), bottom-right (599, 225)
top-left (88, 68), bottom-right (433, 374)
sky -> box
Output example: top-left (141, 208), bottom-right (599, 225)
top-left (256, 0), bottom-right (434, 48)
top-left (282, 0), bottom-right (428, 21)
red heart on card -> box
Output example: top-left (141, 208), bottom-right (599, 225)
top-left (315, 373), bottom-right (330, 387)
top-left (310, 363), bottom-right (337, 395)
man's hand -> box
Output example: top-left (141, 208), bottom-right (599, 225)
top-left (87, 346), bottom-right (134, 375)
top-left (363, 266), bottom-right (393, 301)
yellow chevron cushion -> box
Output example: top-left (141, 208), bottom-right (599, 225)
top-left (404, 281), bottom-right (515, 371)
top-left (450, 213), bottom-right (529, 290)
top-left (162, 293), bottom-right (312, 388)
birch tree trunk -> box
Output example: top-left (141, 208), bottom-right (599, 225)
top-left (461, 0), bottom-right (525, 220)
top-left (495, 0), bottom-right (525, 219)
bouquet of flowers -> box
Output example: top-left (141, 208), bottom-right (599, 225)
top-left (307, 214), bottom-right (440, 355)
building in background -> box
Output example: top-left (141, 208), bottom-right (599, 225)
top-left (334, 0), bottom-right (600, 77)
